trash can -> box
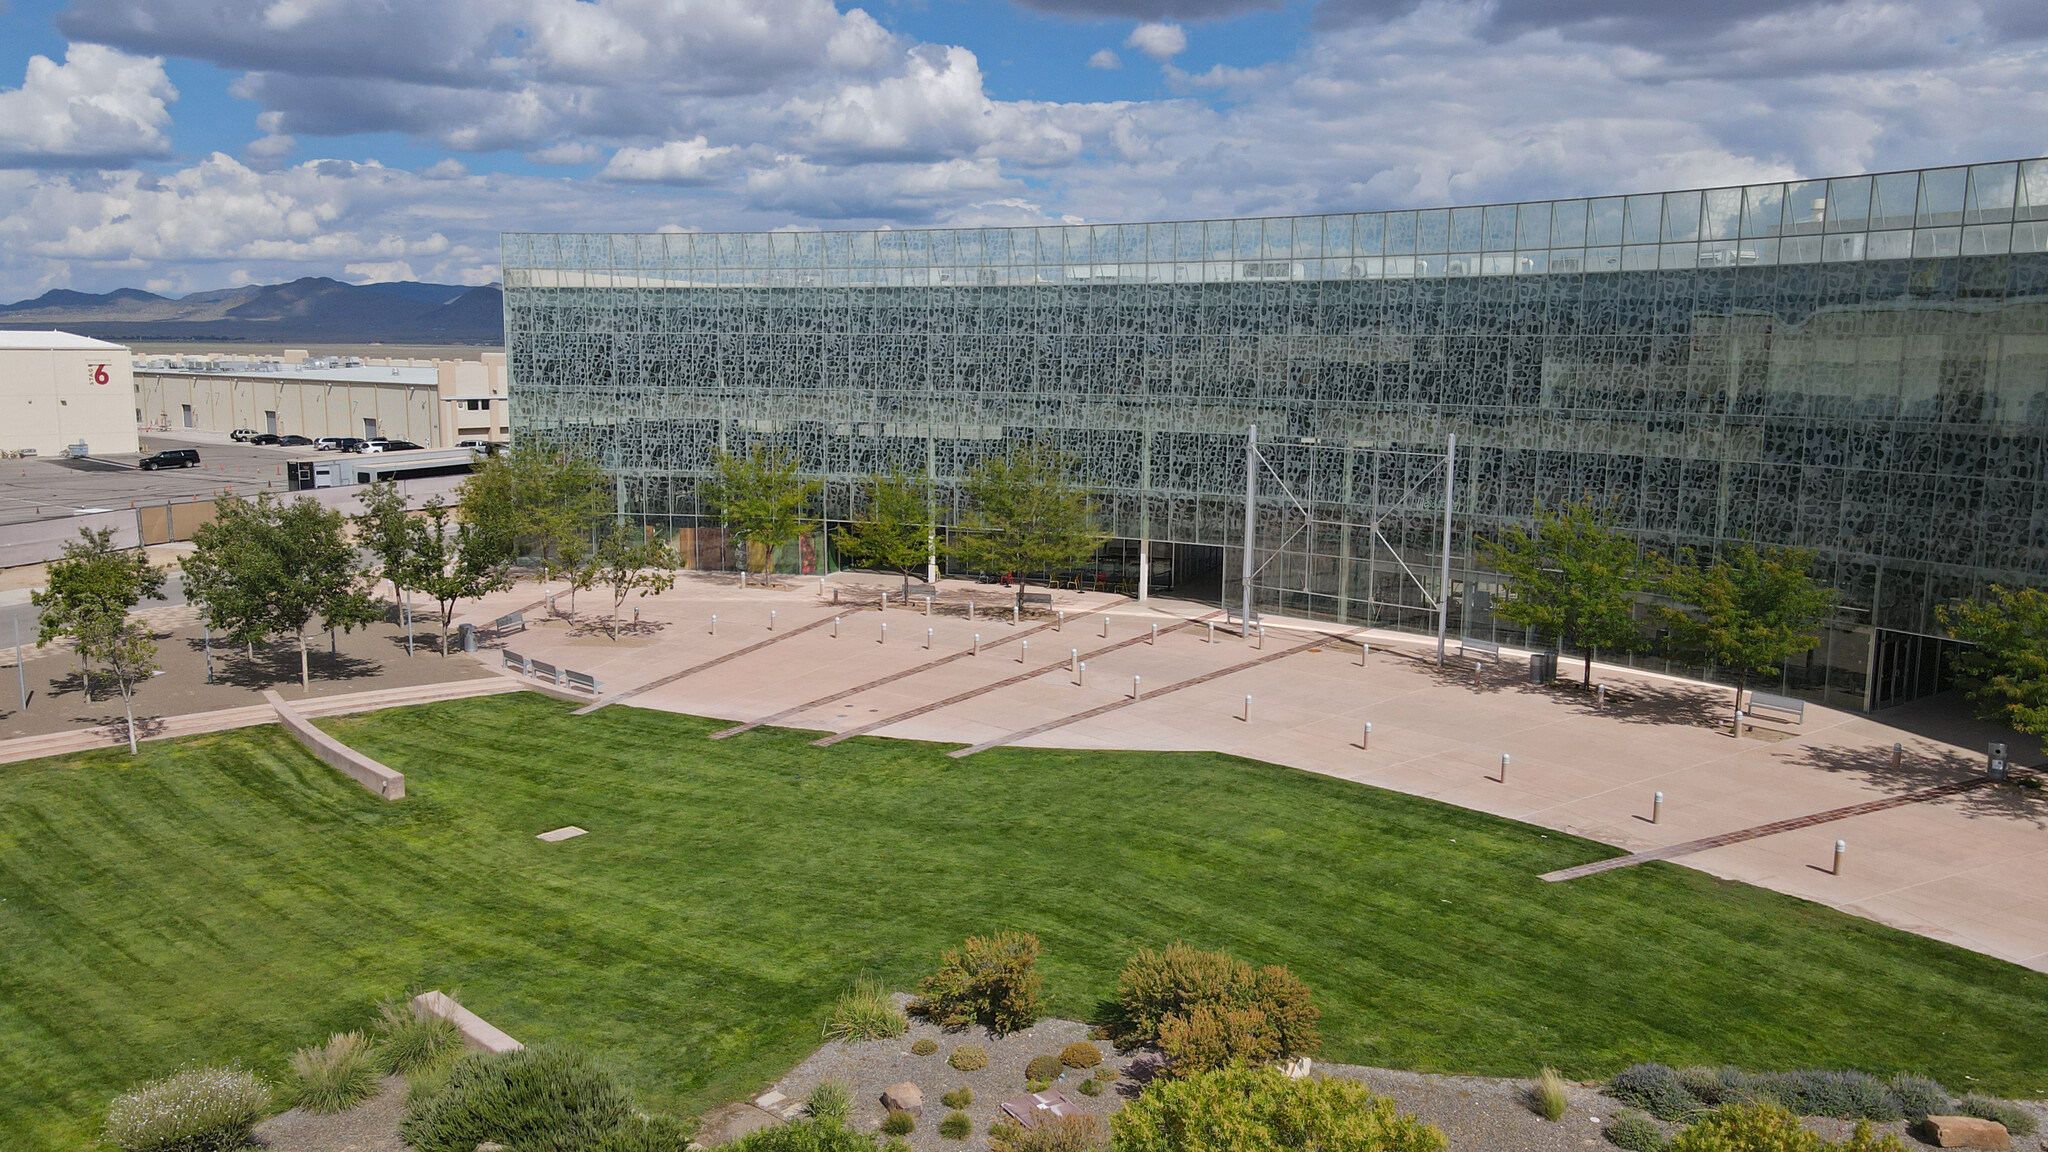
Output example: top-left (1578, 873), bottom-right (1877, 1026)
top-left (458, 623), bottom-right (477, 653)
top-left (1529, 651), bottom-right (1557, 684)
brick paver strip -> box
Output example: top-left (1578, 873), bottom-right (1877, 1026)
top-left (812, 610), bottom-right (1224, 746)
top-left (1539, 775), bottom-right (2000, 882)
top-left (947, 627), bottom-right (1351, 759)
top-left (576, 611), bottom-right (843, 714)
top-left (709, 598), bottom-right (1126, 739)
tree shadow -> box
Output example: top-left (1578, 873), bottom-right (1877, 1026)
top-left (78, 713), bottom-right (169, 743)
top-left (177, 636), bottom-right (384, 687)
top-left (1780, 740), bottom-right (2046, 825)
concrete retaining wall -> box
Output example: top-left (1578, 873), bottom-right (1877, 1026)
top-left (262, 689), bottom-right (405, 800)
top-left (412, 989), bottom-right (523, 1054)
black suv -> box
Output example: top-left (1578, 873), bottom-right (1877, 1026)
top-left (277, 434), bottom-right (313, 447)
top-left (139, 448), bottom-right (200, 471)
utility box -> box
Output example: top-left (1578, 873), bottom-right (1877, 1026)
top-left (458, 623), bottom-right (478, 653)
top-left (1529, 651), bottom-right (1557, 684)
top-left (1989, 741), bottom-right (2009, 780)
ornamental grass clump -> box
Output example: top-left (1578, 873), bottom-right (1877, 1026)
top-left (373, 998), bottom-right (463, 1075)
top-left (949, 1045), bottom-right (989, 1072)
top-left (1530, 1068), bottom-right (1570, 1122)
top-left (805, 1081), bottom-right (851, 1125)
top-left (912, 1039), bottom-right (939, 1056)
top-left (289, 1031), bottom-right (382, 1113)
top-left (940, 1111), bottom-right (973, 1140)
top-left (882, 1110), bottom-right (916, 1136)
top-left (1956, 1095), bottom-right (2037, 1136)
top-left (992, 1113), bottom-right (1108, 1152)
top-left (823, 978), bottom-right (908, 1042)
top-left (105, 1065), bottom-right (270, 1152)
top-left (910, 932), bottom-right (1043, 1035)
top-left (942, 1087), bottom-right (974, 1109)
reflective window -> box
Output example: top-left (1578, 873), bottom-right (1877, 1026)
top-left (1624, 194), bottom-right (1663, 245)
top-left (1786, 181), bottom-right (1828, 234)
top-left (1449, 207), bottom-right (1483, 251)
top-left (2019, 161), bottom-right (2048, 222)
top-left (1483, 205), bottom-right (1518, 250)
top-left (1386, 212), bottom-right (1417, 254)
top-left (1417, 210), bottom-right (1449, 253)
top-left (1702, 188), bottom-right (1742, 241)
top-left (1742, 184), bottom-right (1785, 237)
top-left (1517, 202), bottom-right (1552, 249)
top-left (1550, 200), bottom-right (1588, 247)
top-left (1589, 198), bottom-right (1625, 246)
top-left (1918, 168), bottom-right (1967, 228)
top-left (1662, 191), bottom-right (1702, 242)
top-left (1825, 177), bottom-right (1870, 233)
top-left (1966, 163), bottom-right (2018, 224)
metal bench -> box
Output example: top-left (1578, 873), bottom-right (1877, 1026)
top-left (502, 650), bottom-right (530, 675)
top-left (904, 583), bottom-right (938, 598)
top-left (529, 658), bottom-right (562, 686)
top-left (1020, 593), bottom-right (1052, 605)
top-left (1458, 637), bottom-right (1502, 663)
top-left (1745, 690), bottom-right (1806, 725)
top-left (564, 669), bottom-right (602, 695)
top-left (495, 611), bottom-right (527, 635)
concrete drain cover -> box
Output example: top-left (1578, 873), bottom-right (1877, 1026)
top-left (537, 826), bottom-right (588, 842)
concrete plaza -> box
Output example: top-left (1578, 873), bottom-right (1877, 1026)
top-left (454, 570), bottom-right (2048, 973)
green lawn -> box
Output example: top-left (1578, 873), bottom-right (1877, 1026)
top-left (4, 693), bottom-right (2047, 1150)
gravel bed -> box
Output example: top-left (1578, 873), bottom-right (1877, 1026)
top-left (251, 1073), bottom-right (409, 1151)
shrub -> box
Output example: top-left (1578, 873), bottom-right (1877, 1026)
top-left (1833, 1122), bottom-right (1909, 1152)
top-left (949, 1045), bottom-right (989, 1072)
top-left (825, 979), bottom-right (909, 1042)
top-left (1667, 1102), bottom-right (1823, 1152)
top-left (730, 1117), bottom-right (886, 1152)
top-left (1956, 1095), bottom-right (2037, 1136)
top-left (806, 1082), bottom-right (852, 1125)
top-left (1885, 1074), bottom-right (1947, 1123)
top-left (589, 1115), bottom-right (697, 1152)
top-left (942, 1087), bottom-right (974, 1109)
top-left (373, 999), bottom-right (463, 1075)
top-left (1679, 1068), bottom-right (1755, 1108)
top-left (1108, 944), bottom-right (1320, 1076)
top-left (1092, 1064), bottom-right (1118, 1082)
top-left (105, 1065), bottom-right (270, 1152)
top-left (885, 1140), bottom-right (912, 1152)
top-left (912, 1039), bottom-right (939, 1056)
top-left (941, 1112), bottom-right (974, 1140)
top-left (1531, 1068), bottom-right (1570, 1122)
top-left (289, 1031), bottom-right (381, 1113)
top-left (882, 1110), bottom-right (916, 1136)
top-left (1027, 1079), bottom-right (1052, 1094)
top-left (1752, 1071), bottom-right (1900, 1122)
top-left (1078, 1079), bottom-right (1102, 1097)
top-left (989, 1121), bottom-right (1022, 1143)
top-left (1605, 1110), bottom-right (1666, 1152)
top-left (1061, 1042), bottom-right (1101, 1069)
top-left (399, 1045), bottom-right (635, 1152)
top-left (1026, 1055), bottom-right (1065, 1083)
top-left (991, 1113), bottom-right (1108, 1152)
top-left (910, 932), bottom-right (1043, 1034)
top-left (1111, 1064), bottom-right (1445, 1152)
top-left (1608, 1064), bottom-right (1705, 1122)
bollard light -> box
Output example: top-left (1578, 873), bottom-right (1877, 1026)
top-left (1833, 839), bottom-right (1846, 876)
top-left (1070, 647), bottom-right (1078, 672)
top-left (1891, 741), bottom-right (1902, 771)
top-left (1132, 674), bottom-right (1142, 700)
top-left (1078, 660), bottom-right (1087, 686)
top-left (710, 614), bottom-right (718, 635)
top-left (1242, 694), bottom-right (1252, 721)
top-left (833, 616), bottom-right (841, 638)
top-left (880, 622), bottom-right (887, 644)
top-left (1359, 642), bottom-right (1368, 667)
top-left (769, 610), bottom-right (777, 631)
top-left (1150, 623), bottom-right (1158, 645)
top-left (1020, 639), bottom-right (1028, 663)
top-left (833, 587), bottom-right (840, 605)
top-left (1597, 683), bottom-right (1607, 706)
top-left (925, 596), bottom-right (933, 616)
top-left (1653, 790), bottom-right (1663, 824)
top-left (1207, 621), bottom-right (1216, 644)
top-left (1257, 625), bottom-right (1265, 650)
top-left (1057, 610), bottom-right (1065, 631)
top-left (968, 600), bottom-right (975, 621)
top-left (973, 632), bottom-right (981, 655)
top-left (1499, 753), bottom-right (1510, 783)
top-left (1362, 721), bottom-right (1372, 750)
top-left (1101, 616), bottom-right (1109, 638)
top-left (925, 627), bottom-right (933, 649)
top-left (1012, 605), bottom-right (1019, 625)
top-left (1734, 709), bottom-right (1745, 739)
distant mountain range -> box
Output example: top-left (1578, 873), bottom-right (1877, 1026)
top-left (0, 277), bottom-right (503, 344)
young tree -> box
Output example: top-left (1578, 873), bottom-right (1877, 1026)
top-left (80, 616), bottom-right (159, 755)
top-left (1658, 543), bottom-right (1835, 726)
top-left (33, 527), bottom-right (166, 750)
top-left (457, 444), bottom-right (606, 583)
top-left (1476, 499), bottom-right (1649, 686)
top-left (700, 446), bottom-right (819, 585)
top-left (832, 470), bottom-right (933, 595)
top-left (1936, 585), bottom-right (2048, 752)
top-left (183, 494), bottom-right (383, 690)
top-left (590, 522), bottom-right (680, 638)
top-left (947, 445), bottom-right (1109, 613)
top-left (404, 497), bottom-right (516, 655)
top-left (351, 480), bottom-right (415, 601)
top-left (33, 527), bottom-right (166, 700)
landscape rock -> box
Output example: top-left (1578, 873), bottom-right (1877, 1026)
top-left (882, 1081), bottom-right (924, 1115)
top-left (1923, 1115), bottom-right (2011, 1149)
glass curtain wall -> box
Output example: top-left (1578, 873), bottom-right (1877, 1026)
top-left (505, 158), bottom-right (2048, 711)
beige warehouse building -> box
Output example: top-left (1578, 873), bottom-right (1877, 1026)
top-left (0, 331), bottom-right (140, 457)
top-left (134, 351), bottom-right (509, 447)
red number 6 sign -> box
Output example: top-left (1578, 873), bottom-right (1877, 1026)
top-left (88, 363), bottom-right (110, 386)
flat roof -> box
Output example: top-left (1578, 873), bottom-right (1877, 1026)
top-left (136, 362), bottom-right (439, 386)
top-left (0, 330), bottom-right (129, 351)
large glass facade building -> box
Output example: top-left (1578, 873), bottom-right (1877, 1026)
top-left (504, 158), bottom-right (2048, 712)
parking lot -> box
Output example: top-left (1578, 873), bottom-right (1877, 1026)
top-left (0, 435), bottom-right (309, 525)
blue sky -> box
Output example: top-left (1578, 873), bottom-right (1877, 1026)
top-left (0, 0), bottom-right (2043, 300)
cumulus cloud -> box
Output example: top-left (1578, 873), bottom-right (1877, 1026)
top-left (345, 260), bottom-right (417, 282)
top-left (0, 44), bottom-right (177, 167)
top-left (528, 141), bottom-right (602, 166)
top-left (1088, 48), bottom-right (1123, 69)
top-left (600, 137), bottom-right (738, 183)
top-left (244, 133), bottom-right (296, 160)
top-left (421, 158), bottom-right (470, 179)
top-left (1126, 22), bottom-right (1189, 60)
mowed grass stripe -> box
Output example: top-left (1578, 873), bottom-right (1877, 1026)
top-left (0, 692), bottom-right (2044, 1151)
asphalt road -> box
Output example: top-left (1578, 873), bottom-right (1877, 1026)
top-left (0, 435), bottom-right (303, 526)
